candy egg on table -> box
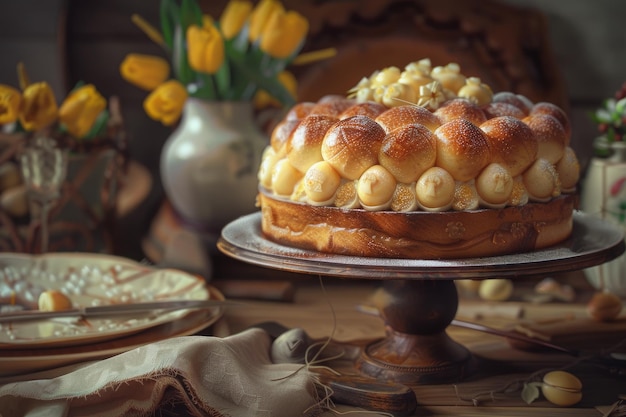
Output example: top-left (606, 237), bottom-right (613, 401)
top-left (586, 291), bottom-right (623, 322)
top-left (541, 370), bottom-right (582, 406)
top-left (478, 278), bottom-right (514, 301)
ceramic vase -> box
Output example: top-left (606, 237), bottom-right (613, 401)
top-left (160, 99), bottom-right (266, 234)
top-left (580, 141), bottom-right (626, 297)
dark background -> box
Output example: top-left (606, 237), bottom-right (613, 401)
top-left (0, 0), bottom-right (624, 259)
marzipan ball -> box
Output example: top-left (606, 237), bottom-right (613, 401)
top-left (379, 123), bottom-right (437, 183)
top-left (555, 147), bottom-right (580, 191)
top-left (375, 105), bottom-right (441, 133)
top-left (309, 96), bottom-right (355, 117)
top-left (434, 98), bottom-right (487, 126)
top-left (483, 102), bottom-right (526, 120)
top-left (321, 116), bottom-right (386, 180)
top-left (339, 101), bottom-right (387, 120)
top-left (271, 118), bottom-right (300, 156)
top-left (284, 102), bottom-right (314, 121)
top-left (480, 116), bottom-right (538, 177)
top-left (530, 102), bottom-right (571, 142)
top-left (287, 114), bottom-right (337, 173)
top-left (523, 114), bottom-right (566, 164)
top-left (434, 119), bottom-right (491, 182)
top-left (492, 91), bottom-right (532, 115)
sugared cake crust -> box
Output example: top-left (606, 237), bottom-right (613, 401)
top-left (257, 59), bottom-right (580, 259)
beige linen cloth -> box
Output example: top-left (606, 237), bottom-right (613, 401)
top-left (0, 329), bottom-right (320, 417)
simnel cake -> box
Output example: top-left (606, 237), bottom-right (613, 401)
top-left (257, 59), bottom-right (580, 259)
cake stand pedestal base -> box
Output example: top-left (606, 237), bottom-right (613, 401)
top-left (357, 279), bottom-right (473, 384)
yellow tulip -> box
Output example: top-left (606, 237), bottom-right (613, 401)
top-left (253, 70), bottom-right (297, 109)
top-left (186, 23), bottom-right (225, 74)
top-left (58, 84), bottom-right (107, 138)
top-left (248, 0), bottom-right (284, 43)
top-left (0, 84), bottom-right (22, 125)
top-left (120, 53), bottom-right (170, 91)
top-left (219, 1), bottom-right (253, 40)
top-left (19, 82), bottom-right (58, 132)
top-left (202, 14), bottom-right (215, 29)
top-left (260, 10), bottom-right (308, 59)
top-left (143, 80), bottom-right (188, 126)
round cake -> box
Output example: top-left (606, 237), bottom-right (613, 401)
top-left (257, 59), bottom-right (580, 259)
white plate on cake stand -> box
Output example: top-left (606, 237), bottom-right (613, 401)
top-left (0, 253), bottom-right (213, 348)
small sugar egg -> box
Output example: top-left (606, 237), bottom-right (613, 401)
top-left (456, 280), bottom-right (482, 295)
top-left (587, 292), bottom-right (623, 322)
top-left (38, 290), bottom-right (73, 312)
top-left (478, 279), bottom-right (514, 301)
top-left (541, 370), bottom-right (582, 406)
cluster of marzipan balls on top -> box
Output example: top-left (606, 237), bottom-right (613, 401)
top-left (258, 59), bottom-right (580, 212)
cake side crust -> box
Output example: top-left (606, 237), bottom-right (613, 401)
top-left (259, 190), bottom-right (575, 259)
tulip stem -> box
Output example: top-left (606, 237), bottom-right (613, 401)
top-left (132, 14), bottom-right (166, 47)
top-left (293, 48), bottom-right (337, 66)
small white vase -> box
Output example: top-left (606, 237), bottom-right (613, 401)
top-left (580, 141), bottom-right (626, 297)
top-left (160, 99), bottom-right (266, 234)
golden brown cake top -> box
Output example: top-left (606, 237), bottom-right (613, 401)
top-left (258, 59), bottom-right (579, 212)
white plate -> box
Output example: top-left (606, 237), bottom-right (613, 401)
top-left (0, 300), bottom-right (223, 378)
top-left (0, 252), bottom-right (210, 348)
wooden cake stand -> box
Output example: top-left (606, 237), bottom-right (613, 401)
top-left (217, 212), bottom-right (625, 384)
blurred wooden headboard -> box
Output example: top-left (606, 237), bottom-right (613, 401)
top-left (268, 0), bottom-right (568, 110)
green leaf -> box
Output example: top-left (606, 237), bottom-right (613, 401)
top-left (172, 24), bottom-right (194, 85)
top-left (616, 97), bottom-right (626, 114)
top-left (229, 24), bottom-right (251, 54)
top-left (230, 56), bottom-right (295, 106)
top-left (193, 73), bottom-right (217, 100)
top-left (180, 0), bottom-right (203, 28)
top-left (159, 0), bottom-right (179, 51)
top-left (521, 382), bottom-right (541, 405)
top-left (214, 59), bottom-right (232, 100)
top-left (69, 80), bottom-right (86, 92)
top-left (595, 109), bottom-right (612, 123)
top-left (83, 109), bottom-right (110, 140)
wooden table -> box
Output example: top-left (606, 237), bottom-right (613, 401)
top-left (215, 278), bottom-right (626, 417)
top-left (141, 198), bottom-right (626, 415)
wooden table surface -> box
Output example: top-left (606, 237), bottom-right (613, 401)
top-left (215, 277), bottom-right (626, 417)
top-left (139, 203), bottom-right (626, 416)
